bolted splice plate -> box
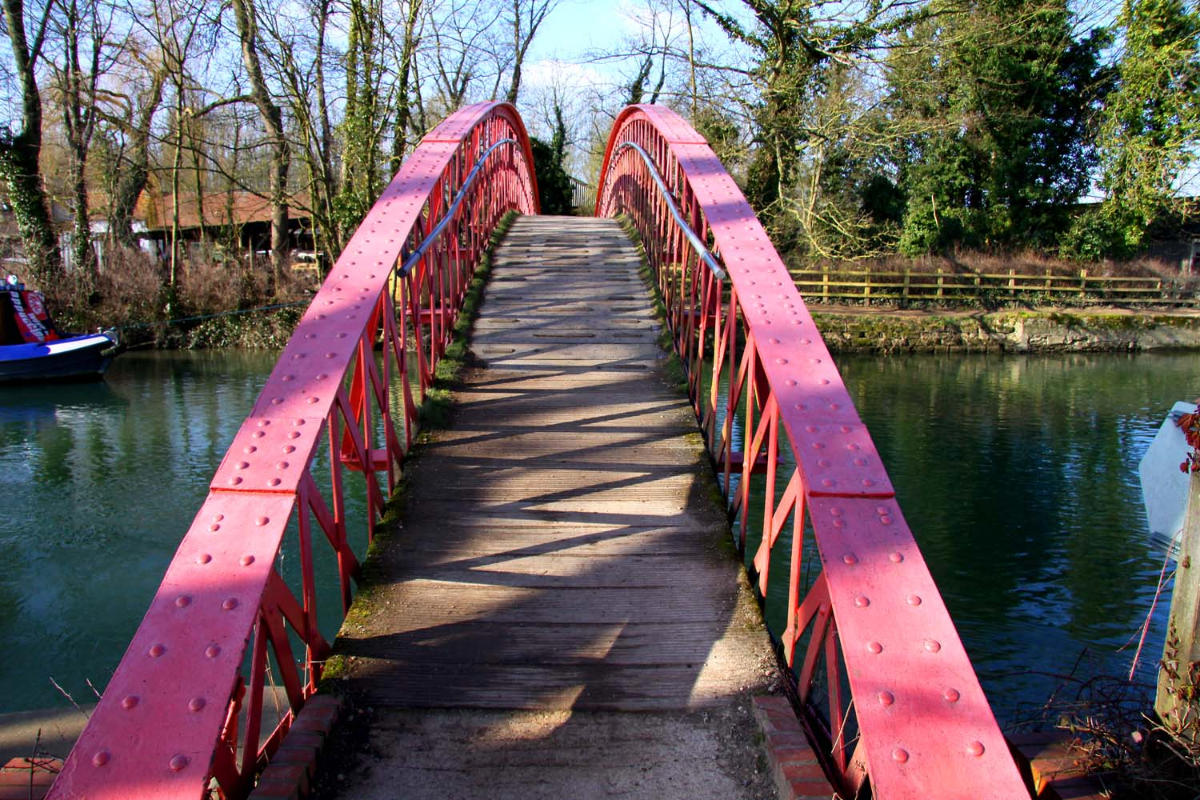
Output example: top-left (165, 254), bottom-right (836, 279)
top-left (49, 493), bottom-right (295, 800)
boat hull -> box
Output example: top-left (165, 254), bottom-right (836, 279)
top-left (0, 333), bottom-right (119, 384)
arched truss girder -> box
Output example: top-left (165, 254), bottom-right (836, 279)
top-left (596, 104), bottom-right (1028, 800)
top-left (48, 101), bottom-right (538, 800)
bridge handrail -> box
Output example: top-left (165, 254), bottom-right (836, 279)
top-left (399, 136), bottom-right (518, 276)
top-left (596, 104), bottom-right (1029, 800)
top-left (48, 102), bottom-right (538, 800)
top-left (611, 141), bottom-right (726, 281)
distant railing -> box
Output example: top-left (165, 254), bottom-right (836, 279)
top-left (597, 105), bottom-right (1030, 800)
top-left (48, 102), bottom-right (538, 800)
top-left (792, 266), bottom-right (1199, 307)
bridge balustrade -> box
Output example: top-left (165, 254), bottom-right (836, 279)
top-left (596, 104), bottom-right (1029, 800)
top-left (47, 102), bottom-right (538, 800)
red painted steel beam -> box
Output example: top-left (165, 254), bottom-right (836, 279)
top-left (48, 102), bottom-right (538, 800)
top-left (596, 105), bottom-right (1029, 800)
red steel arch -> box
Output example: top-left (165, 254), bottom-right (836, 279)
top-left (596, 105), bottom-right (1029, 800)
top-left (48, 102), bottom-right (538, 800)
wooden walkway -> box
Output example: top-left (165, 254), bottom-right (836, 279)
top-left (324, 216), bottom-right (782, 799)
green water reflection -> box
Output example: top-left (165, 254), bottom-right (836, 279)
top-left (836, 351), bottom-right (1199, 721)
top-left (0, 352), bottom-right (278, 712)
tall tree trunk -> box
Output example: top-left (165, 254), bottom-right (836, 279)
top-left (0, 0), bottom-right (62, 289)
top-left (108, 69), bottom-right (167, 247)
top-left (232, 0), bottom-right (289, 290)
top-left (390, 0), bottom-right (422, 171)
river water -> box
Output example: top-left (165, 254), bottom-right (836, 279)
top-left (0, 349), bottom-right (1196, 725)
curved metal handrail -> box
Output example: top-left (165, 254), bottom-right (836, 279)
top-left (399, 137), bottom-right (517, 276)
top-left (48, 102), bottom-right (538, 800)
top-left (596, 104), bottom-right (1029, 800)
top-left (608, 141), bottom-right (726, 280)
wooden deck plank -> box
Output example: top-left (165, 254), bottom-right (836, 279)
top-left (333, 213), bottom-right (773, 716)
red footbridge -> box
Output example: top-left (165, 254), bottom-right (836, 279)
top-left (37, 104), bottom-right (1035, 799)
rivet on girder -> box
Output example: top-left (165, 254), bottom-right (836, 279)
top-left (283, 445), bottom-right (296, 454)
top-left (252, 431), bottom-right (265, 439)
top-left (228, 477), bottom-right (243, 486)
top-left (148, 644), bottom-right (166, 658)
top-left (892, 748), bottom-right (909, 763)
top-left (967, 741), bottom-right (985, 757)
top-left (222, 598), bottom-right (239, 611)
top-left (92, 750), bottom-right (110, 767)
top-left (188, 697), bottom-right (206, 712)
top-left (907, 594), bottom-right (922, 606)
top-left (256, 516), bottom-right (270, 526)
top-left (197, 553), bottom-right (212, 564)
top-left (867, 641), bottom-right (883, 654)
top-left (854, 595), bottom-right (870, 608)
top-left (878, 691), bottom-right (894, 707)
top-left (236, 462), bottom-right (249, 470)
top-left (944, 688), bottom-right (961, 703)
top-left (175, 595), bottom-right (191, 608)
top-left (205, 645), bottom-right (221, 659)
top-left (121, 696), bottom-right (138, 710)
top-left (924, 640), bottom-right (942, 653)
top-left (842, 553), bottom-right (858, 565)
top-left (240, 555), bottom-right (255, 566)
top-left (889, 552), bottom-right (904, 563)
top-left (288, 431), bottom-right (301, 440)
top-left (880, 515), bottom-right (893, 525)
top-left (169, 754), bottom-right (189, 772)
top-left (269, 478), bottom-right (281, 487)
top-left (209, 524), bottom-right (220, 532)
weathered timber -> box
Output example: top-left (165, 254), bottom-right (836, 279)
top-left (1157, 471), bottom-right (1200, 738)
top-left (324, 216), bottom-right (786, 799)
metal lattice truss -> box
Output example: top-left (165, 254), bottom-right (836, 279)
top-left (595, 104), bottom-right (1029, 800)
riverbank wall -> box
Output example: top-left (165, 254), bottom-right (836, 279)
top-left (812, 308), bottom-right (1200, 354)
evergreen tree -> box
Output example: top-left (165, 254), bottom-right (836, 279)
top-left (1063, 0), bottom-right (1200, 259)
top-left (889, 0), bottom-right (1108, 254)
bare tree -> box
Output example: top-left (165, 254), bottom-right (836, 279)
top-left (502, 0), bottom-right (560, 104)
top-left (231, 0), bottom-right (289, 286)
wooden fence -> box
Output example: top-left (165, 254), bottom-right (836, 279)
top-left (790, 266), bottom-right (1199, 307)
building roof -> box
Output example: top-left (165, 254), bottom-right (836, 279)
top-left (135, 190), bottom-right (311, 232)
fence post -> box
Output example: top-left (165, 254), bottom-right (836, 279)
top-left (1157, 471), bottom-right (1200, 743)
top-left (973, 273), bottom-right (980, 303)
top-left (1044, 268), bottom-right (1052, 291)
top-left (1080, 268), bottom-right (1088, 298)
top-left (903, 268), bottom-right (910, 307)
top-left (937, 268), bottom-right (944, 300)
top-left (864, 266), bottom-right (871, 302)
top-left (822, 266), bottom-right (829, 301)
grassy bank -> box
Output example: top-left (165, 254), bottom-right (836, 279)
top-left (810, 306), bottom-right (1200, 353)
